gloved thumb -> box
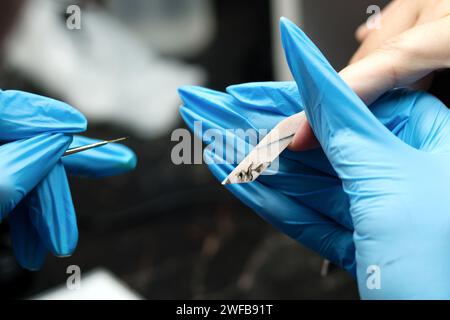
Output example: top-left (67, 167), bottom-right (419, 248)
top-left (280, 17), bottom-right (408, 180)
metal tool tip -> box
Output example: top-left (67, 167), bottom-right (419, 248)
top-left (107, 136), bottom-right (129, 143)
top-left (221, 178), bottom-right (230, 185)
top-left (63, 136), bottom-right (130, 157)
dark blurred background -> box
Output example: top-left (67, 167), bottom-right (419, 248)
top-left (0, 0), bottom-right (392, 299)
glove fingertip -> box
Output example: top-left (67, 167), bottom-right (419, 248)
top-left (0, 174), bottom-right (14, 221)
top-left (63, 136), bottom-right (137, 177)
top-left (53, 233), bottom-right (78, 257)
top-left (9, 201), bottom-right (48, 271)
top-left (178, 85), bottom-right (203, 106)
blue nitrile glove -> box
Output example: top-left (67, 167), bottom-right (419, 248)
top-left (179, 83), bottom-right (355, 274)
top-left (180, 82), bottom-right (450, 285)
top-left (280, 18), bottom-right (450, 298)
top-left (180, 18), bottom-right (450, 299)
top-left (0, 90), bottom-right (137, 270)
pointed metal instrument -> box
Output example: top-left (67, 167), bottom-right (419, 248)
top-left (222, 111), bottom-right (305, 184)
top-left (63, 137), bottom-right (128, 157)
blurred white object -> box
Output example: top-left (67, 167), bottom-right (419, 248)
top-left (32, 268), bottom-right (142, 300)
top-left (107, 0), bottom-right (215, 58)
top-left (5, 0), bottom-right (205, 137)
top-left (270, 0), bottom-right (303, 81)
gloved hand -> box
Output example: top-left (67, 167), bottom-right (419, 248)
top-left (281, 18), bottom-right (450, 299)
top-left (289, 0), bottom-right (450, 151)
top-left (180, 82), bottom-right (450, 293)
top-left (179, 82), bottom-right (356, 274)
top-left (0, 90), bottom-right (136, 270)
top-left (179, 18), bottom-right (450, 299)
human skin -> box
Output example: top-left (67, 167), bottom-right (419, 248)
top-left (288, 0), bottom-right (450, 151)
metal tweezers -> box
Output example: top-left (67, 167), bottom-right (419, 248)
top-left (63, 137), bottom-right (128, 157)
top-left (222, 112), bottom-right (305, 185)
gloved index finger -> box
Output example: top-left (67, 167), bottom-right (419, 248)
top-left (226, 81), bottom-right (302, 117)
top-left (0, 90), bottom-right (87, 141)
top-left (0, 133), bottom-right (72, 220)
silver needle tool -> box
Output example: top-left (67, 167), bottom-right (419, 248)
top-left (222, 112), bottom-right (305, 185)
top-left (63, 137), bottom-right (128, 157)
